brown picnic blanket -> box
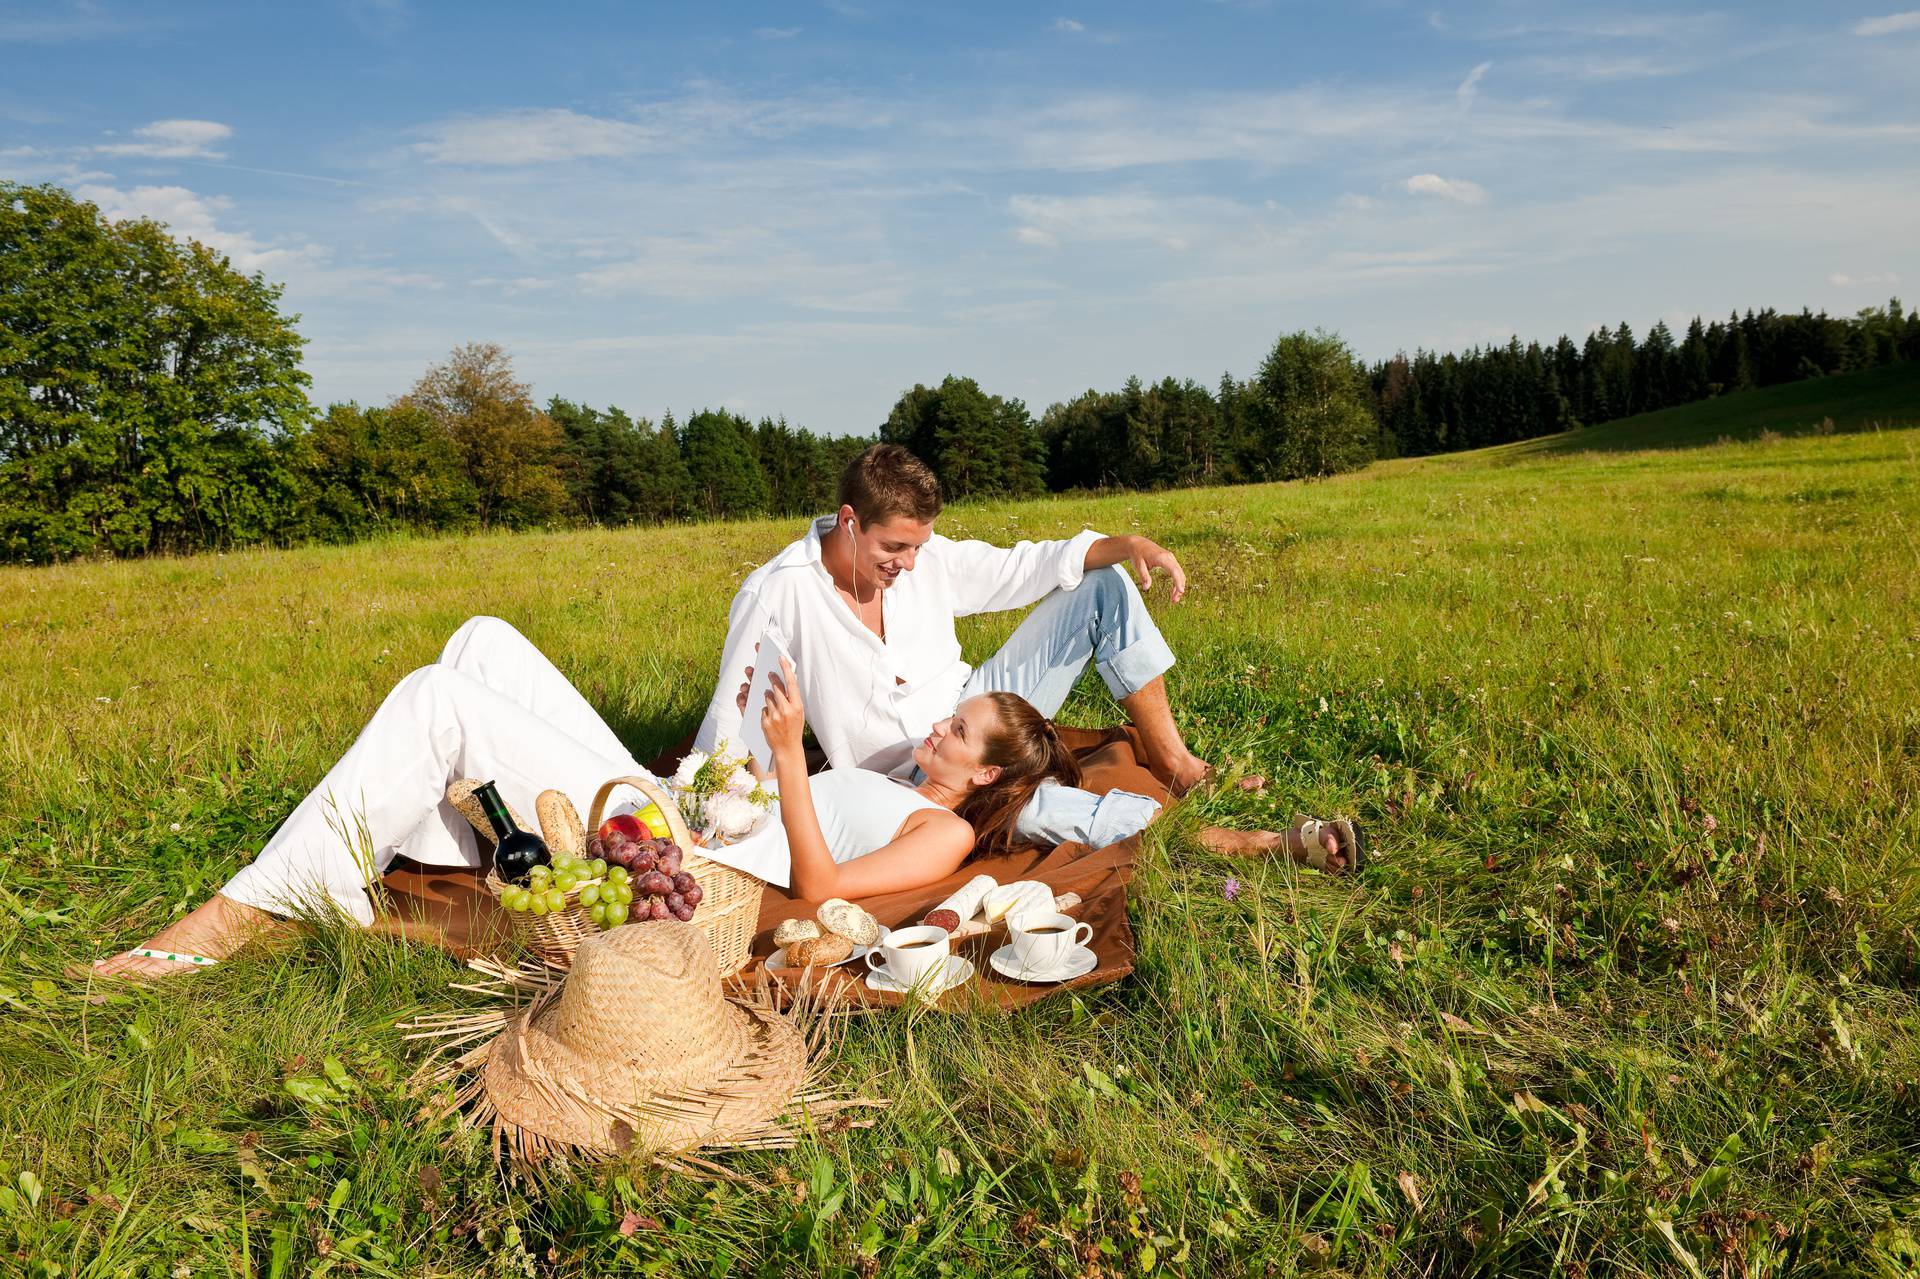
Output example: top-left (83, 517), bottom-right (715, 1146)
top-left (377, 724), bottom-right (1166, 1013)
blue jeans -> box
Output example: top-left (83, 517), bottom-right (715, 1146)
top-left (955, 566), bottom-right (1174, 847)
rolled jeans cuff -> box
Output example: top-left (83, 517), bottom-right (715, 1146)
top-left (1096, 627), bottom-right (1176, 700)
top-left (1015, 779), bottom-right (1163, 848)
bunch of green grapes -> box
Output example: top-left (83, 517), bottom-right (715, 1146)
top-left (498, 852), bottom-right (635, 929)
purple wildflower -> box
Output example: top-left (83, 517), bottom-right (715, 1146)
top-left (1223, 877), bottom-right (1241, 901)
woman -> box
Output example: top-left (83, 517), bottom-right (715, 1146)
top-left (755, 656), bottom-right (1361, 900)
top-left (87, 617), bottom-right (1358, 980)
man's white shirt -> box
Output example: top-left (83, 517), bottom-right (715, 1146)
top-left (694, 515), bottom-right (1102, 777)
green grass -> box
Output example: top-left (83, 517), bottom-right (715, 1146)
top-left (3, 387), bottom-right (1920, 1276)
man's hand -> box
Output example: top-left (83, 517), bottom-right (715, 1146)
top-left (1125, 535), bottom-right (1187, 603)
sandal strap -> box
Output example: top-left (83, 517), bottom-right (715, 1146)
top-left (1290, 814), bottom-right (1334, 871)
top-left (128, 948), bottom-right (219, 967)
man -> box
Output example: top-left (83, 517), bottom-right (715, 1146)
top-left (694, 443), bottom-right (1212, 848)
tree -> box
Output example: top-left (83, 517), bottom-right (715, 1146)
top-left (0, 181), bottom-right (312, 561)
top-left (1252, 329), bottom-right (1377, 478)
top-left (547, 397), bottom-right (690, 525)
top-left (882, 376), bottom-right (1045, 500)
top-left (302, 402), bottom-right (476, 540)
top-left (399, 343), bottom-right (567, 528)
top-left (679, 409), bottom-right (769, 518)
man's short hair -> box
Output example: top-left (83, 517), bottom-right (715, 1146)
top-left (839, 443), bottom-right (943, 525)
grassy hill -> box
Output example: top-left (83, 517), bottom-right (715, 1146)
top-left (2, 412), bottom-right (1918, 1274)
top-left (1476, 360), bottom-right (1920, 459)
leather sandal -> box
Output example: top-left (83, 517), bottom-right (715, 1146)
top-left (1290, 813), bottom-right (1369, 874)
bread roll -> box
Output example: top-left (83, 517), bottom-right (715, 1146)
top-left (983, 880), bottom-right (1053, 924)
top-left (787, 933), bottom-right (854, 967)
top-left (773, 917), bottom-right (820, 949)
top-left (535, 789), bottom-right (586, 859)
top-left (818, 898), bottom-right (880, 946)
top-left (445, 779), bottom-right (529, 846)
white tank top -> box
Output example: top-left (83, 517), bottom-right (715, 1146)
top-left (807, 769), bottom-right (949, 863)
top-left (704, 768), bottom-right (949, 889)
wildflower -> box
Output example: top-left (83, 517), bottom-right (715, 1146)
top-left (1701, 814), bottom-right (1718, 835)
top-left (705, 793), bottom-right (761, 840)
top-left (1223, 877), bottom-right (1241, 901)
top-left (671, 750), bottom-right (708, 788)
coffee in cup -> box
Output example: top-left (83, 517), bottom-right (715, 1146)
top-left (867, 924), bottom-right (951, 989)
top-left (1008, 910), bottom-right (1093, 972)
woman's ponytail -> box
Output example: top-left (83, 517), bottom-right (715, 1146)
top-left (953, 692), bottom-right (1082, 857)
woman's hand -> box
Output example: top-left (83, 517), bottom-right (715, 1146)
top-left (760, 656), bottom-right (807, 764)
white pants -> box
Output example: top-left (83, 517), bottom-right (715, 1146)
top-left (220, 617), bottom-right (653, 927)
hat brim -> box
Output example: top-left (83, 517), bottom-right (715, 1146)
top-left (483, 993), bottom-right (809, 1157)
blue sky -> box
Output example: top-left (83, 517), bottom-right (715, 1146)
top-left (5, 1), bottom-right (1917, 432)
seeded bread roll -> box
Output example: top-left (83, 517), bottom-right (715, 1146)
top-left (818, 898), bottom-right (880, 946)
top-left (535, 789), bottom-right (586, 859)
top-left (773, 918), bottom-right (821, 949)
top-left (787, 933), bottom-right (854, 967)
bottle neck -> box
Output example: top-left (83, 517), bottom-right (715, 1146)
top-left (473, 781), bottom-right (518, 841)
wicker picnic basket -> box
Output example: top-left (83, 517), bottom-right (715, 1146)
top-left (469, 774), bottom-right (764, 976)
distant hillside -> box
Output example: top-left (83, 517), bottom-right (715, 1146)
top-left (1481, 361), bottom-right (1920, 459)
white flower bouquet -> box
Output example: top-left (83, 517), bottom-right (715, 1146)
top-left (669, 740), bottom-right (779, 844)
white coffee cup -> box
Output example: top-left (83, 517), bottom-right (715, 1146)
top-left (867, 924), bottom-right (950, 989)
top-left (1008, 910), bottom-right (1093, 972)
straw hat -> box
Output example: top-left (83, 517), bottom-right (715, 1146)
top-left (407, 921), bottom-right (871, 1165)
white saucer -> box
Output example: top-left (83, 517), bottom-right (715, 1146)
top-left (766, 941), bottom-right (872, 971)
top-left (988, 943), bottom-right (1097, 984)
top-left (864, 954), bottom-right (974, 998)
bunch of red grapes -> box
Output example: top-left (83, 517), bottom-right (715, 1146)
top-left (590, 829), bottom-right (702, 923)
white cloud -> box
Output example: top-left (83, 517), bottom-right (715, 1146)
top-left (1852, 11), bottom-right (1920, 35)
top-left (73, 182), bottom-right (325, 275)
top-left (408, 90), bottom-right (887, 166)
top-left (574, 231), bottom-right (906, 311)
top-left (1456, 61), bottom-right (1492, 109)
top-left (1337, 193), bottom-right (1378, 212)
top-left (411, 108), bottom-right (658, 165)
top-left (754, 25), bottom-right (802, 38)
top-left (93, 119), bottom-right (232, 160)
top-left (1007, 192), bottom-right (1266, 250)
top-left (1829, 271), bottom-right (1900, 287)
top-left (1403, 173), bottom-right (1487, 204)
top-left (1051, 17), bottom-right (1085, 33)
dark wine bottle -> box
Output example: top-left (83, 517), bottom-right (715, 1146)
top-left (474, 780), bottom-right (550, 884)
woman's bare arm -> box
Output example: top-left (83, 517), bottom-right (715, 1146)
top-left (763, 658), bottom-right (975, 900)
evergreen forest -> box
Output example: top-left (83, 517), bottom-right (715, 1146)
top-left (6, 179), bottom-right (1918, 563)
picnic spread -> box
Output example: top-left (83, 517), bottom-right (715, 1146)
top-left (376, 724), bottom-right (1165, 1013)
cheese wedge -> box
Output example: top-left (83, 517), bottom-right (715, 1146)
top-left (982, 880), bottom-right (1053, 925)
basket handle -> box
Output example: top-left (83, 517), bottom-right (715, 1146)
top-left (587, 774), bottom-right (696, 848)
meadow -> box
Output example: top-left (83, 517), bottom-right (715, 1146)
top-left (2, 375), bottom-right (1918, 1277)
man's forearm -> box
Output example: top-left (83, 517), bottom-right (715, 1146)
top-left (1083, 534), bottom-right (1140, 571)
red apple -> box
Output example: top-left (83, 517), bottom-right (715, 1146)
top-left (598, 814), bottom-right (646, 844)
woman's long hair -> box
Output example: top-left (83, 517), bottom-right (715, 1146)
top-left (954, 692), bottom-right (1084, 857)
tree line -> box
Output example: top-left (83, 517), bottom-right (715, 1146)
top-left (5, 179), bottom-right (1917, 563)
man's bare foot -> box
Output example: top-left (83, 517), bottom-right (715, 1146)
top-left (1165, 753), bottom-right (1213, 797)
top-left (82, 894), bottom-right (277, 982)
top-left (1197, 823), bottom-right (1349, 872)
